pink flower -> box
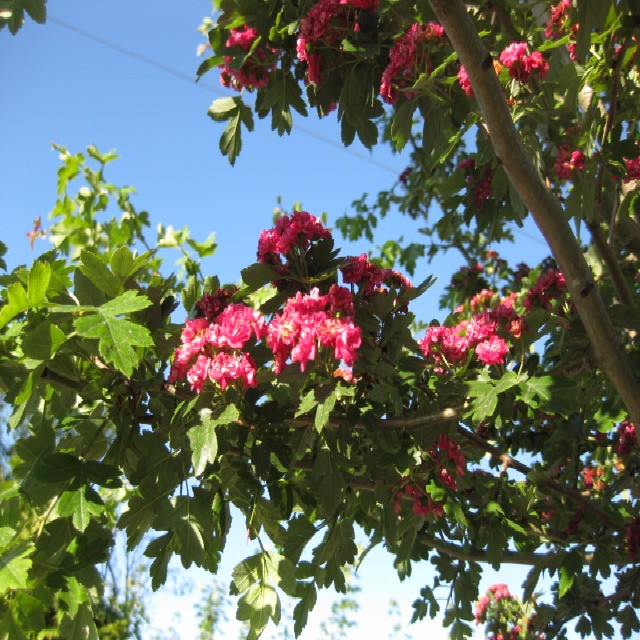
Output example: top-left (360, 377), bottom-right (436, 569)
top-left (266, 287), bottom-right (362, 373)
top-left (616, 420), bottom-right (637, 456)
top-left (545, 0), bottom-right (572, 38)
top-left (624, 156), bottom-right (640, 183)
top-left (219, 25), bottom-right (278, 91)
top-left (524, 268), bottom-right (567, 311)
top-left (257, 211), bottom-right (331, 266)
top-left (208, 303), bottom-right (266, 349)
top-left (554, 146), bottom-right (586, 180)
top-left (475, 335), bottom-right (509, 365)
top-left (458, 65), bottom-right (473, 96)
top-left (499, 42), bottom-right (549, 82)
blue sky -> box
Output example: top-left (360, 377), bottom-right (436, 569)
top-left (0, 3), bottom-right (565, 639)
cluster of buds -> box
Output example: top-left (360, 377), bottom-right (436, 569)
top-left (523, 268), bottom-right (568, 312)
top-left (219, 25), bottom-right (278, 91)
top-left (475, 584), bottom-right (514, 623)
top-left (340, 253), bottom-right (412, 298)
top-left (624, 156), bottom-right (640, 183)
top-left (616, 420), bottom-right (637, 457)
top-left (380, 21), bottom-right (446, 104)
top-left (393, 481), bottom-right (445, 518)
top-left (545, 0), bottom-right (578, 60)
top-left (581, 465), bottom-right (605, 492)
top-left (457, 158), bottom-right (495, 211)
top-left (429, 433), bottom-right (466, 490)
top-left (296, 0), bottom-right (380, 86)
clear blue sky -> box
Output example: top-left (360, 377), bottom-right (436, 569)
top-left (0, 3), bottom-right (566, 639)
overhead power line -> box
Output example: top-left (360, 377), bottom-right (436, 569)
top-left (47, 14), bottom-right (546, 247)
top-left (47, 14), bottom-right (400, 177)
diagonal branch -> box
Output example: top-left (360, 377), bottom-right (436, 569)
top-left (429, 0), bottom-right (640, 428)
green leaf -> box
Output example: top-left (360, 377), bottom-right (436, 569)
top-left (466, 381), bottom-right (497, 423)
top-left (79, 250), bottom-right (122, 297)
top-left (295, 390), bottom-right (318, 417)
top-left (24, 0), bottom-right (47, 23)
top-left (21, 320), bottom-right (67, 360)
top-left (0, 282), bottom-right (30, 330)
top-left (57, 487), bottom-right (103, 533)
top-left (0, 544), bottom-right (32, 594)
top-left (314, 391), bottom-right (336, 433)
top-left (312, 447), bottom-right (345, 517)
top-left (522, 564), bottom-right (543, 602)
top-left (241, 263), bottom-right (278, 292)
top-left (208, 96), bottom-right (239, 119)
top-left (293, 582), bottom-right (317, 637)
top-left (390, 99), bottom-right (417, 152)
top-left (189, 411), bottom-right (219, 476)
top-left (236, 583), bottom-right (279, 636)
top-left (74, 292), bottom-right (153, 376)
top-left (27, 260), bottom-right (51, 305)
top-left (196, 54), bottom-right (225, 80)
top-left (99, 289), bottom-right (152, 316)
top-left (59, 602), bottom-right (99, 640)
top-left (109, 246), bottom-right (134, 280)
top-left (186, 232), bottom-right (217, 258)
top-left (558, 565), bottom-right (574, 598)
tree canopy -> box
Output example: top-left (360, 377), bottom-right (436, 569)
top-left (2, 1), bottom-right (640, 639)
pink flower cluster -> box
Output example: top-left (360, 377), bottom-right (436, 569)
top-left (258, 211), bottom-right (331, 269)
top-left (624, 156), bottom-right (640, 183)
top-left (266, 286), bottom-right (361, 374)
top-left (499, 41), bottom-right (549, 82)
top-left (393, 482), bottom-right (445, 518)
top-left (196, 286), bottom-right (238, 320)
top-left (219, 25), bottom-right (277, 91)
top-left (581, 465), bottom-right (604, 492)
top-left (457, 158), bottom-right (494, 210)
top-left (380, 22), bottom-right (445, 104)
top-left (545, 0), bottom-right (578, 60)
top-left (474, 169), bottom-right (494, 210)
top-left (457, 65), bottom-right (473, 97)
top-left (341, 253), bottom-right (412, 297)
top-left (616, 419), bottom-right (637, 457)
top-left (523, 268), bottom-right (567, 312)
top-left (419, 307), bottom-right (514, 372)
top-left (168, 302), bottom-right (266, 392)
top-left (296, 0), bottom-right (380, 85)
top-left (553, 146), bottom-right (586, 180)
top-left (545, 0), bottom-right (572, 39)
top-left (475, 584), bottom-right (513, 623)
top-left (430, 433), bottom-right (466, 491)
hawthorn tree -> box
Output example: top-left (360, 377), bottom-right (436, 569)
top-left (2, 1), bottom-right (640, 640)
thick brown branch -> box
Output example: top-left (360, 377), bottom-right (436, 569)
top-left (429, 0), bottom-right (640, 428)
top-left (382, 406), bottom-right (463, 430)
top-left (419, 533), bottom-right (556, 566)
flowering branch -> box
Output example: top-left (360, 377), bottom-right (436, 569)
top-left (429, 0), bottom-right (640, 428)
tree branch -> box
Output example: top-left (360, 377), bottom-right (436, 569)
top-left (429, 0), bottom-right (640, 428)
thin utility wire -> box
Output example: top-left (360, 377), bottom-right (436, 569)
top-left (47, 14), bottom-right (546, 248)
top-left (47, 14), bottom-right (400, 177)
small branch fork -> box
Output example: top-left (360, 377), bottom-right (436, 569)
top-left (428, 0), bottom-right (640, 428)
